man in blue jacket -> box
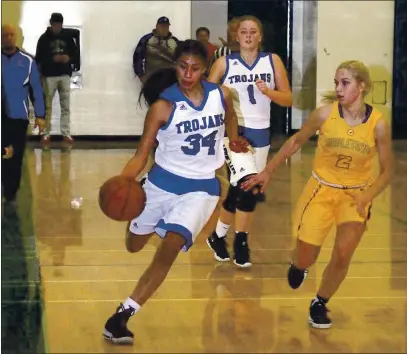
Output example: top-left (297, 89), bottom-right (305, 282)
top-left (2, 24), bottom-right (45, 204)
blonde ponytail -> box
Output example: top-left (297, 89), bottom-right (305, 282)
top-left (321, 91), bottom-right (338, 104)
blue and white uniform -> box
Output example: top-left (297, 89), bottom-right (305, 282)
top-left (129, 80), bottom-right (226, 251)
top-left (221, 52), bottom-right (275, 179)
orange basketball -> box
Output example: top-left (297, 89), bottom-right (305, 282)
top-left (98, 175), bottom-right (146, 222)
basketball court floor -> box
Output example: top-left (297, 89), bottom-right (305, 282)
top-left (2, 139), bottom-right (406, 353)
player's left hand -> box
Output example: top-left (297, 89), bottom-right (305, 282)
top-left (229, 137), bottom-right (249, 153)
top-left (2, 145), bottom-right (14, 159)
top-left (346, 191), bottom-right (371, 219)
top-left (240, 169), bottom-right (270, 193)
top-left (255, 79), bottom-right (269, 95)
top-left (34, 118), bottom-right (45, 135)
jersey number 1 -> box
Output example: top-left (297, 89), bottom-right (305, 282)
top-left (182, 130), bottom-right (218, 156)
top-left (247, 85), bottom-right (257, 105)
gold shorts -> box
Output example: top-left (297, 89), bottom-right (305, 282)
top-left (293, 175), bottom-right (372, 246)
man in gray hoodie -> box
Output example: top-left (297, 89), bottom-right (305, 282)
top-left (133, 17), bottom-right (179, 83)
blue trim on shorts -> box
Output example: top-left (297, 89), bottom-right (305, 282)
top-left (239, 126), bottom-right (270, 148)
top-left (148, 164), bottom-right (220, 197)
top-left (156, 219), bottom-right (193, 251)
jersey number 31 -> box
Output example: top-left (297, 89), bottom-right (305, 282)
top-left (181, 130), bottom-right (218, 156)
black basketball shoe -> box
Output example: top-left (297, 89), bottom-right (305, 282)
top-left (308, 299), bottom-right (332, 329)
top-left (103, 304), bottom-right (135, 344)
top-left (233, 232), bottom-right (252, 268)
top-left (206, 232), bottom-right (231, 262)
top-left (287, 262), bottom-right (308, 289)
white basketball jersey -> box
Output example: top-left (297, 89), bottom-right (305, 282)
top-left (221, 52), bottom-right (275, 129)
top-left (155, 81), bottom-right (226, 179)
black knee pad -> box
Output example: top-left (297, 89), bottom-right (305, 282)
top-left (235, 186), bottom-right (258, 212)
top-left (223, 175), bottom-right (260, 213)
top-left (233, 175), bottom-right (260, 212)
top-left (222, 184), bottom-right (239, 213)
top-left (223, 176), bottom-right (260, 213)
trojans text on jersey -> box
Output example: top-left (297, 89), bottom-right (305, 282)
top-left (175, 114), bottom-right (224, 134)
top-left (227, 73), bottom-right (272, 85)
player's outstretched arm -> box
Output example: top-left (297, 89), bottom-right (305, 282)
top-left (266, 105), bottom-right (330, 172)
top-left (121, 100), bottom-right (172, 179)
top-left (241, 104), bottom-right (331, 192)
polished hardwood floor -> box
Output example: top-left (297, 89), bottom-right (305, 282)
top-left (3, 140), bottom-right (406, 353)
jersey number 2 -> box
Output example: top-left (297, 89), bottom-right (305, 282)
top-left (335, 155), bottom-right (352, 169)
top-left (181, 130), bottom-right (218, 156)
top-left (247, 85), bottom-right (257, 104)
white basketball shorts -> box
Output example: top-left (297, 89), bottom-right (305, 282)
top-left (223, 137), bottom-right (265, 186)
top-left (129, 178), bottom-right (219, 252)
top-left (253, 145), bottom-right (270, 171)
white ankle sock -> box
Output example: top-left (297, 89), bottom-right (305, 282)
top-left (119, 297), bottom-right (141, 313)
top-left (215, 220), bottom-right (230, 238)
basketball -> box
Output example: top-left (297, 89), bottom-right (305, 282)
top-left (98, 175), bottom-right (146, 221)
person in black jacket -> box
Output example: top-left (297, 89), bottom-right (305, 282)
top-left (35, 13), bottom-right (76, 144)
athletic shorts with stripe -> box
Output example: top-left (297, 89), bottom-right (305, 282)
top-left (129, 164), bottom-right (220, 252)
top-left (293, 175), bottom-right (372, 246)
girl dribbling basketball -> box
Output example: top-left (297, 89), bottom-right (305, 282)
top-left (102, 40), bottom-right (248, 344)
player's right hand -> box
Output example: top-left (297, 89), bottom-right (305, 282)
top-left (229, 137), bottom-right (249, 153)
top-left (240, 169), bottom-right (270, 193)
top-left (255, 79), bottom-right (269, 94)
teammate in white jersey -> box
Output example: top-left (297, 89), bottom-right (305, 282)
top-left (102, 40), bottom-right (248, 345)
top-left (206, 16), bottom-right (292, 267)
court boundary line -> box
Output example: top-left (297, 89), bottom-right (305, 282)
top-left (24, 232), bottom-right (407, 240)
top-left (31, 247), bottom-right (407, 253)
top-left (3, 296), bottom-right (407, 304)
top-left (3, 275), bottom-right (407, 285)
top-left (33, 260), bottom-right (407, 266)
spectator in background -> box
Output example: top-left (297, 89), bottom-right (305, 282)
top-left (35, 12), bottom-right (76, 144)
top-left (195, 27), bottom-right (218, 61)
top-left (2, 24), bottom-right (45, 205)
top-left (133, 16), bottom-right (179, 83)
top-left (209, 17), bottom-right (241, 71)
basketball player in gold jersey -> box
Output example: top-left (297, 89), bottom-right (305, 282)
top-left (241, 60), bottom-right (393, 329)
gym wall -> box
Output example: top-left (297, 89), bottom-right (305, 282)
top-left (3, 0), bottom-right (191, 136)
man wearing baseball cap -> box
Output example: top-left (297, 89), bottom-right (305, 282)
top-left (133, 16), bottom-right (179, 83)
top-left (35, 12), bottom-right (77, 144)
